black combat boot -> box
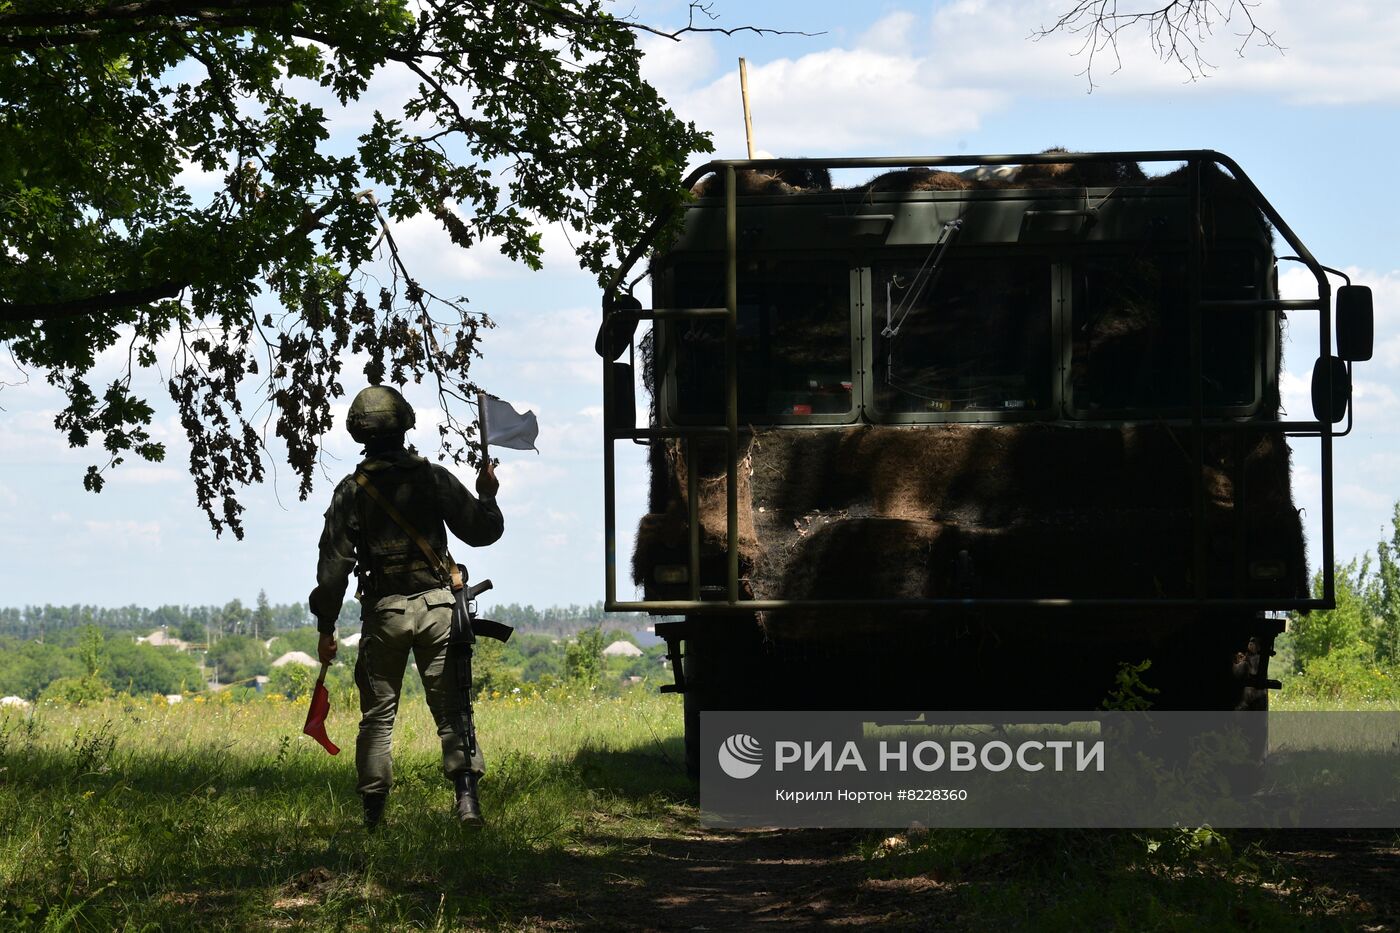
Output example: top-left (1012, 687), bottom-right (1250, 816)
top-left (453, 772), bottom-right (483, 826)
top-left (362, 792), bottom-right (388, 831)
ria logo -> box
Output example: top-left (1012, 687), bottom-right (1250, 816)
top-left (718, 733), bottom-right (764, 779)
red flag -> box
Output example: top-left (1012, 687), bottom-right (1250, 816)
top-left (302, 663), bottom-right (340, 755)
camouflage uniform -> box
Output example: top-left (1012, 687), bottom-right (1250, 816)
top-left (309, 447), bottom-right (503, 798)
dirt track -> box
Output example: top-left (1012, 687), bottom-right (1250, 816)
top-left (514, 822), bottom-right (1400, 931)
top-left (534, 825), bottom-right (955, 930)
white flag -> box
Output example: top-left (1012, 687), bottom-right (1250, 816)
top-left (481, 394), bottom-right (539, 451)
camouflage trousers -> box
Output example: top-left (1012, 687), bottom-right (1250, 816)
top-left (354, 587), bottom-right (484, 798)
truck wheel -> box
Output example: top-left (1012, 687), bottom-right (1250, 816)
top-left (1227, 631), bottom-right (1273, 794)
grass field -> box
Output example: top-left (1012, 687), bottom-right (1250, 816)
top-left (0, 686), bottom-right (691, 930)
top-left (1, 687), bottom-right (1397, 930)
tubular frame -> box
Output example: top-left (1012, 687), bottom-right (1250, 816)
top-left (600, 151), bottom-right (1339, 613)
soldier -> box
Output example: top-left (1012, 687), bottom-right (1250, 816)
top-left (309, 385), bottom-right (503, 830)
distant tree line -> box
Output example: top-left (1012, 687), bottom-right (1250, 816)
top-left (0, 622), bottom-right (668, 702)
top-left (0, 597), bottom-right (668, 641)
top-left (0, 594), bottom-right (672, 701)
top-left (485, 602), bottom-right (675, 636)
top-left (0, 590), bottom-right (312, 642)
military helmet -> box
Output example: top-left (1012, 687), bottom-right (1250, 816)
top-left (346, 385), bottom-right (415, 442)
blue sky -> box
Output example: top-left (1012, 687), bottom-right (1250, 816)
top-left (2, 0), bottom-right (1397, 612)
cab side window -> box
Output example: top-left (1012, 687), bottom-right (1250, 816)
top-left (672, 259), bottom-right (853, 421)
top-left (1070, 250), bottom-right (1260, 413)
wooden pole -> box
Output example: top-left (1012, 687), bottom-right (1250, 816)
top-left (738, 57), bottom-right (755, 159)
top-left (476, 392), bottom-right (491, 463)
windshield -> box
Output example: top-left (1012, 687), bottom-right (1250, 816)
top-left (872, 256), bottom-right (1052, 414)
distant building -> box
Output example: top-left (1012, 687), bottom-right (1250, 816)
top-left (136, 628), bottom-right (191, 651)
top-left (272, 650), bottom-right (319, 669)
top-left (602, 640), bottom-right (643, 658)
top-left (165, 694), bottom-right (183, 705)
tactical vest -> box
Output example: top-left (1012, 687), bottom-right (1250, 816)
top-left (353, 456), bottom-right (454, 597)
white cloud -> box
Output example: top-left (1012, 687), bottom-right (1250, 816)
top-left (925, 0), bottom-right (1400, 103)
top-left (82, 519), bottom-right (162, 547)
top-left (1359, 451), bottom-right (1400, 478)
top-left (1291, 462), bottom-right (1323, 510)
top-left (1279, 367), bottom-right (1310, 421)
top-left (282, 63), bottom-right (425, 137)
top-left (671, 46), bottom-right (1003, 158)
top-left (116, 465), bottom-right (185, 486)
top-left (0, 410), bottom-right (84, 465)
top-left (1379, 334), bottom-right (1400, 369)
top-left (1352, 378), bottom-right (1400, 428)
top-left (1279, 265), bottom-right (1400, 427)
top-left (477, 305), bottom-right (600, 386)
top-left (1339, 481), bottom-right (1394, 512)
top-left (638, 32), bottom-right (717, 102)
top-left (859, 12), bottom-right (921, 55)
top-left (492, 459), bottom-right (568, 509)
top-left (175, 157), bottom-right (226, 200)
top-left (386, 209), bottom-right (590, 283)
top-left (643, 0), bottom-right (1400, 170)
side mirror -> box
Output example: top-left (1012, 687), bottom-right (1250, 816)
top-left (1336, 285), bottom-right (1373, 361)
top-left (596, 294), bottom-right (642, 362)
top-left (1310, 355), bottom-right (1350, 424)
top-left (610, 362), bottom-right (636, 431)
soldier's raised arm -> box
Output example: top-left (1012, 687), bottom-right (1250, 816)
top-left (433, 462), bottom-right (504, 547)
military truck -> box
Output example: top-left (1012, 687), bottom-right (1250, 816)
top-left (594, 151), bottom-right (1374, 774)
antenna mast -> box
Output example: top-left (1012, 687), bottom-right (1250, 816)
top-left (738, 57), bottom-right (756, 158)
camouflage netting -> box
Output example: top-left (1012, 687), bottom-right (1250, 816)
top-left (688, 149), bottom-right (1208, 198)
top-left (633, 425), bottom-right (1307, 607)
top-left (634, 435), bottom-right (759, 568)
top-left (632, 151), bottom-right (1302, 625)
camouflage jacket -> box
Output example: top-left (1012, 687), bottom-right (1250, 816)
top-left (309, 447), bottom-right (504, 633)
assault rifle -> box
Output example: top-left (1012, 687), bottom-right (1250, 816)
top-left (452, 566), bottom-right (513, 758)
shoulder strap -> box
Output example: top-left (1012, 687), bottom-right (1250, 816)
top-left (355, 472), bottom-right (464, 591)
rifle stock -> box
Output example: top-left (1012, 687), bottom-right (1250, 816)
top-left (472, 616), bottom-right (513, 643)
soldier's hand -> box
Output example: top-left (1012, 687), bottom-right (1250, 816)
top-left (318, 632), bottom-right (338, 665)
top-left (477, 460), bottom-right (499, 499)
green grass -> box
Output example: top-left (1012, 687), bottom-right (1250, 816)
top-left (855, 825), bottom-right (1371, 932)
top-left (2, 689), bottom-right (1395, 930)
top-left (0, 686), bottom-right (689, 930)
top-left (1272, 694), bottom-right (1400, 711)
